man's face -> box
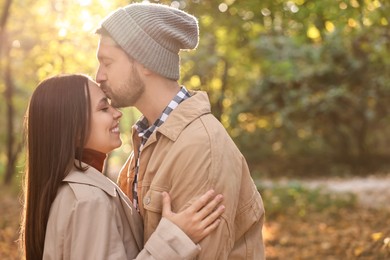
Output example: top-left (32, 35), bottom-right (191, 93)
top-left (96, 36), bottom-right (145, 108)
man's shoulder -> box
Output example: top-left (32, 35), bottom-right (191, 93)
top-left (185, 113), bottom-right (231, 139)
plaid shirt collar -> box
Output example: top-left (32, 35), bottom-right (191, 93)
top-left (135, 86), bottom-right (191, 144)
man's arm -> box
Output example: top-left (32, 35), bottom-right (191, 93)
top-left (154, 128), bottom-right (242, 259)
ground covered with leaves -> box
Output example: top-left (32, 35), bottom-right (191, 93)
top-left (1, 181), bottom-right (389, 259)
top-left (260, 183), bottom-right (390, 259)
top-left (0, 185), bottom-right (21, 260)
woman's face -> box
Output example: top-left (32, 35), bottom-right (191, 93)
top-left (84, 81), bottom-right (122, 154)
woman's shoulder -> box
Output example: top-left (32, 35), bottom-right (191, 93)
top-left (59, 168), bottom-right (118, 204)
top-left (51, 182), bottom-right (110, 212)
top-left (67, 181), bottom-right (111, 203)
top-left (45, 173), bottom-right (119, 245)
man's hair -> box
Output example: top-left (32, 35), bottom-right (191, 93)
top-left (95, 26), bottom-right (110, 37)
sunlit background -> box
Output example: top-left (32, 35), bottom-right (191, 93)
top-left (1, 0), bottom-right (390, 259)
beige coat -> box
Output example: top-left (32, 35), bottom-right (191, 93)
top-left (118, 91), bottom-right (265, 259)
top-left (43, 164), bottom-right (200, 260)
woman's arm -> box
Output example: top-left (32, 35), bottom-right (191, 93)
top-left (162, 189), bottom-right (225, 243)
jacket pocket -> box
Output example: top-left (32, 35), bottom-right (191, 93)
top-left (234, 190), bottom-right (264, 240)
top-left (230, 191), bottom-right (265, 259)
top-left (143, 188), bottom-right (163, 213)
top-left (142, 188), bottom-right (166, 242)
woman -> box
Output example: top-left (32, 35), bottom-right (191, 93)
top-left (20, 74), bottom-right (225, 260)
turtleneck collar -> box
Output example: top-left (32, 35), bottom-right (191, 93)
top-left (78, 148), bottom-right (107, 172)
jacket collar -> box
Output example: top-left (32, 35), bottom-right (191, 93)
top-left (152, 91), bottom-right (211, 142)
top-left (63, 162), bottom-right (117, 197)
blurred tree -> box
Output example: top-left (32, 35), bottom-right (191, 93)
top-left (0, 0), bottom-right (21, 184)
top-left (233, 0), bottom-right (390, 170)
top-left (158, 0), bottom-right (390, 174)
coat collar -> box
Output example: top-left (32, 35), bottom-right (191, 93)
top-left (133, 91), bottom-right (211, 144)
top-left (159, 91), bottom-right (211, 141)
top-left (63, 163), bottom-right (117, 197)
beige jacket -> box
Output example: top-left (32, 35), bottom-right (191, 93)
top-left (118, 91), bottom-right (265, 259)
top-left (43, 164), bottom-right (200, 260)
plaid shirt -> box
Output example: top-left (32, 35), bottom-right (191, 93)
top-left (132, 86), bottom-right (191, 210)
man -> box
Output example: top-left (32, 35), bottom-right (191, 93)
top-left (96, 3), bottom-right (265, 259)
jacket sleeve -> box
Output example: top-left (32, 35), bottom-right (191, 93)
top-left (154, 122), bottom-right (245, 259)
top-left (134, 218), bottom-right (200, 260)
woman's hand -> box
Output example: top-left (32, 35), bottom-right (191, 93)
top-left (161, 190), bottom-right (225, 244)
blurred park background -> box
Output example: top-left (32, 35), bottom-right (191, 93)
top-left (1, 0), bottom-right (390, 259)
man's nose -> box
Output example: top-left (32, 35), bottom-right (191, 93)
top-left (96, 66), bottom-right (106, 83)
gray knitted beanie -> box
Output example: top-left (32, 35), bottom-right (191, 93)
top-left (100, 3), bottom-right (199, 80)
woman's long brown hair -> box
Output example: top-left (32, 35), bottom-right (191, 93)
top-left (20, 74), bottom-right (91, 259)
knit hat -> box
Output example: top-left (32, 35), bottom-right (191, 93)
top-left (100, 3), bottom-right (199, 80)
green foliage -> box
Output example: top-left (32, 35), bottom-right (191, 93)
top-left (216, 0), bottom-right (390, 172)
top-left (258, 182), bottom-right (357, 219)
top-left (241, 26), bottom-right (390, 161)
top-left (173, 1), bottom-right (390, 174)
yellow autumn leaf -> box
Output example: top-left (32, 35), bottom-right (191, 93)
top-left (354, 246), bottom-right (364, 256)
top-left (371, 232), bottom-right (383, 241)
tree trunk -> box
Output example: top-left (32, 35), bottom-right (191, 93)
top-left (214, 59), bottom-right (229, 122)
top-left (3, 51), bottom-right (21, 184)
top-left (0, 0), bottom-right (13, 54)
top-left (1, 0), bottom-right (17, 184)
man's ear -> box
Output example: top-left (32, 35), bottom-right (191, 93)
top-left (139, 64), bottom-right (153, 76)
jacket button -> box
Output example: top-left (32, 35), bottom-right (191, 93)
top-left (144, 197), bottom-right (151, 205)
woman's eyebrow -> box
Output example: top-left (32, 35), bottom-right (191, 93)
top-left (96, 97), bottom-right (109, 107)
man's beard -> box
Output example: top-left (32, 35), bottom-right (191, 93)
top-left (108, 68), bottom-right (145, 108)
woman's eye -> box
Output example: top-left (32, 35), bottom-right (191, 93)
top-left (101, 107), bottom-right (109, 112)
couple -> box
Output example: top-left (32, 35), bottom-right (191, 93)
top-left (21, 3), bottom-right (265, 260)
